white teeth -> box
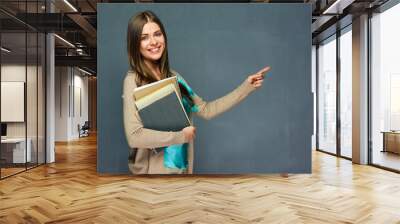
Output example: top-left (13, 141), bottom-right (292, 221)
top-left (149, 47), bottom-right (159, 53)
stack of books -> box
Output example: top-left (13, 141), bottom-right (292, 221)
top-left (133, 76), bottom-right (191, 132)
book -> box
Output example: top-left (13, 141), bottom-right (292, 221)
top-left (133, 76), bottom-right (191, 132)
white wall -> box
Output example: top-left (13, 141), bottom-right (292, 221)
top-left (55, 66), bottom-right (69, 141)
top-left (55, 67), bottom-right (89, 141)
top-left (312, 45), bottom-right (316, 150)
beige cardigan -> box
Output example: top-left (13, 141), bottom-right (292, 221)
top-left (122, 70), bottom-right (256, 174)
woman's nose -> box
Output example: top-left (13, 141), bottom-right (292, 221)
top-left (149, 36), bottom-right (156, 45)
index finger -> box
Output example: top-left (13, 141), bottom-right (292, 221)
top-left (258, 66), bottom-right (271, 76)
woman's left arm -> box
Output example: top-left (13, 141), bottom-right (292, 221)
top-left (193, 66), bottom-right (270, 120)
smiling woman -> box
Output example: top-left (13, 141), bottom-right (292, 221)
top-left (123, 10), bottom-right (270, 175)
top-left (126, 11), bottom-right (171, 86)
top-left (139, 23), bottom-right (165, 70)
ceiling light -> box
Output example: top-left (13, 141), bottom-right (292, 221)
top-left (322, 0), bottom-right (350, 15)
top-left (63, 0), bottom-right (78, 12)
top-left (54, 34), bottom-right (75, 48)
top-left (1, 47), bottom-right (11, 53)
top-left (323, 0), bottom-right (340, 14)
top-left (78, 67), bottom-right (92, 76)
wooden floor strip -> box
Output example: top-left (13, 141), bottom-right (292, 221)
top-left (0, 134), bottom-right (400, 223)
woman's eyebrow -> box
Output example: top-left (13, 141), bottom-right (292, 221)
top-left (141, 30), bottom-right (161, 36)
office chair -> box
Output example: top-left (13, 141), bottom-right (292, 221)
top-left (79, 121), bottom-right (90, 138)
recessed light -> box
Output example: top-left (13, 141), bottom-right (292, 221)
top-left (54, 34), bottom-right (75, 48)
top-left (1, 47), bottom-right (11, 53)
top-left (63, 0), bottom-right (78, 12)
top-left (77, 67), bottom-right (92, 76)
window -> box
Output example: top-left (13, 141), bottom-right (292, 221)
top-left (318, 35), bottom-right (337, 154)
top-left (340, 27), bottom-right (352, 158)
top-left (371, 2), bottom-right (400, 171)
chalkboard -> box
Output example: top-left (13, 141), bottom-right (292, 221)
top-left (98, 4), bottom-right (312, 174)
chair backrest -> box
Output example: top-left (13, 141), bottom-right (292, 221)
top-left (82, 121), bottom-right (90, 129)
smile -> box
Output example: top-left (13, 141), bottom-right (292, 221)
top-left (148, 47), bottom-right (161, 53)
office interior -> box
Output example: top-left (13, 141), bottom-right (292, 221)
top-left (0, 0), bottom-right (97, 179)
top-left (0, 0), bottom-right (399, 222)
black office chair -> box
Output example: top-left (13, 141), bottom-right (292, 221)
top-left (78, 121), bottom-right (90, 138)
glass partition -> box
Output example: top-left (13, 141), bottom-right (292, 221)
top-left (317, 35), bottom-right (337, 155)
top-left (27, 30), bottom-right (38, 169)
top-left (1, 28), bottom-right (28, 178)
top-left (371, 3), bottom-right (400, 171)
top-left (0, 1), bottom-right (46, 179)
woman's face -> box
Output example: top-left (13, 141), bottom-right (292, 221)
top-left (139, 22), bottom-right (165, 64)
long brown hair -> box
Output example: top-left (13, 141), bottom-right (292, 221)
top-left (127, 11), bottom-right (194, 108)
top-left (127, 10), bottom-right (172, 86)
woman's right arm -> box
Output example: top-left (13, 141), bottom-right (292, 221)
top-left (123, 74), bottom-right (187, 149)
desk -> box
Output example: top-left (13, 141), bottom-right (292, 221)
top-left (1, 138), bottom-right (31, 163)
top-left (381, 131), bottom-right (400, 154)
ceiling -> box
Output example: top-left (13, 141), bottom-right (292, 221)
top-left (0, 0), bottom-right (392, 75)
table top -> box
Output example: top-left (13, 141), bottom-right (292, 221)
top-left (381, 131), bottom-right (400, 134)
top-left (1, 138), bottom-right (29, 143)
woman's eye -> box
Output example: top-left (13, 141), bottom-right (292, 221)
top-left (155, 32), bottom-right (162, 37)
top-left (141, 36), bottom-right (148, 41)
